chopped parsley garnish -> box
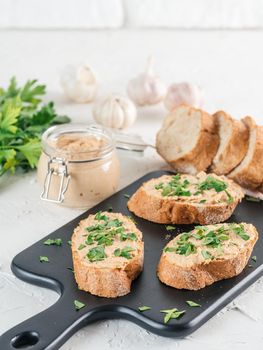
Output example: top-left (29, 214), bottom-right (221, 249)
top-left (160, 308), bottom-right (185, 323)
top-left (201, 250), bottom-right (213, 260)
top-left (78, 244), bottom-right (86, 250)
top-left (120, 232), bottom-right (137, 241)
top-left (138, 306), bottom-right (151, 312)
top-left (67, 240), bottom-right (72, 246)
top-left (186, 300), bottom-right (201, 307)
top-left (225, 190), bottom-right (234, 204)
top-left (166, 225), bottom-right (176, 231)
top-left (108, 206), bottom-right (113, 212)
top-left (176, 242), bottom-right (196, 256)
top-left (245, 196), bottom-right (261, 202)
top-left (94, 211), bottom-right (109, 221)
top-left (124, 194), bottom-right (130, 198)
top-left (198, 175), bottom-right (227, 193)
top-left (252, 256), bottom-right (257, 262)
top-left (39, 256), bottom-right (49, 263)
top-left (114, 246), bottom-right (135, 259)
top-left (231, 224), bottom-right (250, 241)
top-left (87, 246), bottom-right (107, 262)
top-left (44, 238), bottom-right (62, 246)
top-left (74, 300), bottom-right (86, 311)
top-left (199, 199), bottom-right (206, 204)
top-left (155, 174), bottom-right (191, 197)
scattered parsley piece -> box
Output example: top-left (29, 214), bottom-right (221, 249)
top-left (198, 176), bottom-right (227, 193)
top-left (44, 238), bottom-right (62, 246)
top-left (67, 267), bottom-right (74, 272)
top-left (108, 206), bottom-right (113, 212)
top-left (95, 211), bottom-right (109, 221)
top-left (39, 256), bottom-right (49, 263)
top-left (225, 190), bottom-right (234, 204)
top-left (114, 246), bottom-right (135, 259)
top-left (199, 199), bottom-right (206, 204)
top-left (252, 256), bottom-right (257, 262)
top-left (78, 244), bottom-right (86, 250)
top-left (87, 246), bottom-right (107, 262)
top-left (186, 300), bottom-right (201, 307)
top-left (245, 196), bottom-right (261, 202)
top-left (160, 308), bottom-right (185, 323)
top-left (120, 232), bottom-right (137, 241)
top-left (74, 300), bottom-right (86, 311)
top-left (231, 224), bottom-right (250, 241)
top-left (138, 306), bottom-right (151, 312)
top-left (166, 225), bottom-right (176, 231)
top-left (67, 240), bottom-right (72, 246)
top-left (201, 250), bottom-right (213, 260)
top-left (124, 194), bottom-right (130, 198)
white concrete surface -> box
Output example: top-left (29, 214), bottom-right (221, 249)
top-left (2, 0), bottom-right (263, 29)
top-left (0, 29), bottom-right (263, 349)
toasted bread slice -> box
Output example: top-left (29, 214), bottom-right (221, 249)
top-left (128, 172), bottom-right (244, 225)
top-left (228, 116), bottom-right (263, 189)
top-left (156, 105), bottom-right (219, 174)
top-left (211, 111), bottom-right (249, 175)
top-left (157, 223), bottom-right (258, 290)
top-left (72, 212), bottom-right (144, 298)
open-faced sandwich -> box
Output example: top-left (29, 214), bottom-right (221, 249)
top-left (128, 172), bottom-right (244, 225)
top-left (72, 211), bottom-right (144, 298)
top-left (157, 222), bottom-right (258, 290)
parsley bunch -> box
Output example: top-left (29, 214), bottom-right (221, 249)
top-left (0, 77), bottom-right (70, 176)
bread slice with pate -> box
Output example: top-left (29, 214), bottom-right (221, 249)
top-left (156, 105), bottom-right (219, 174)
top-left (72, 211), bottom-right (144, 298)
top-left (228, 116), bottom-right (263, 190)
top-left (157, 222), bottom-right (258, 290)
top-left (127, 172), bottom-right (244, 225)
top-left (211, 111), bottom-right (249, 175)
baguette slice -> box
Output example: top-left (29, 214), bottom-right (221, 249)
top-left (228, 116), bottom-right (263, 189)
top-left (156, 105), bottom-right (219, 174)
top-left (72, 212), bottom-right (144, 298)
top-left (211, 111), bottom-right (249, 175)
top-left (128, 172), bottom-right (244, 225)
top-left (158, 223), bottom-right (258, 290)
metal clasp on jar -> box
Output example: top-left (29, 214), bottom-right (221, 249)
top-left (40, 157), bottom-right (71, 203)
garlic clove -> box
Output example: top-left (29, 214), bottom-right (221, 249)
top-left (127, 57), bottom-right (167, 106)
top-left (60, 63), bottom-right (98, 103)
top-left (164, 82), bottom-right (204, 111)
top-left (93, 94), bottom-right (137, 130)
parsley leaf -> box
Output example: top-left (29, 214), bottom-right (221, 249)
top-left (74, 300), bottom-right (86, 311)
top-left (186, 300), bottom-right (201, 307)
top-left (44, 238), bottom-right (62, 246)
top-left (166, 225), bottom-right (176, 231)
top-left (160, 308), bottom-right (185, 323)
top-left (87, 246), bottom-right (107, 262)
top-left (39, 256), bottom-right (49, 263)
top-left (114, 246), bottom-right (135, 259)
top-left (198, 176), bottom-right (227, 193)
top-left (138, 306), bottom-right (151, 312)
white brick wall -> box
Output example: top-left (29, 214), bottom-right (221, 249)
top-left (1, 0), bottom-right (263, 29)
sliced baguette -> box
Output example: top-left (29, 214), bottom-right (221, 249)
top-left (228, 116), bottom-right (263, 189)
top-left (72, 212), bottom-right (144, 298)
top-left (156, 105), bottom-right (219, 174)
top-left (157, 223), bottom-right (258, 290)
top-left (128, 172), bottom-right (244, 225)
top-left (211, 111), bottom-right (249, 175)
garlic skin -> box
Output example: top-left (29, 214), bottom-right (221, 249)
top-left (127, 57), bottom-right (167, 106)
top-left (93, 94), bottom-right (137, 130)
top-left (60, 64), bottom-right (98, 103)
top-left (164, 82), bottom-right (204, 111)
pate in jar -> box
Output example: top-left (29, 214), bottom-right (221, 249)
top-left (37, 124), bottom-right (120, 208)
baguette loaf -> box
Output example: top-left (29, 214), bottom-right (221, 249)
top-left (211, 111), bottom-right (249, 175)
top-left (158, 223), bottom-right (258, 290)
top-left (72, 212), bottom-right (144, 298)
top-left (228, 116), bottom-right (263, 190)
top-left (156, 105), bottom-right (219, 174)
top-left (128, 172), bottom-right (244, 225)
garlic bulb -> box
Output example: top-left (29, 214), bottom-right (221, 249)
top-left (127, 57), bottom-right (167, 106)
top-left (60, 63), bottom-right (98, 103)
top-left (164, 82), bottom-right (204, 111)
top-left (93, 94), bottom-right (137, 129)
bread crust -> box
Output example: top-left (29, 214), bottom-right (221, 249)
top-left (72, 213), bottom-right (144, 298)
top-left (127, 176), bottom-right (244, 225)
top-left (228, 116), bottom-right (263, 189)
top-left (157, 224), bottom-right (258, 290)
top-left (156, 105), bottom-right (219, 174)
top-left (211, 111), bottom-right (249, 175)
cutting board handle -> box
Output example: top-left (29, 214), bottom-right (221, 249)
top-left (0, 293), bottom-right (86, 350)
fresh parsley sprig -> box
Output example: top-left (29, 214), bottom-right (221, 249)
top-left (0, 77), bottom-right (70, 177)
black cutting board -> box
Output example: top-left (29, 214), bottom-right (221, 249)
top-left (1, 171), bottom-right (263, 350)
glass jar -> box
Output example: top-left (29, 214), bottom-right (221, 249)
top-left (37, 124), bottom-right (120, 208)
